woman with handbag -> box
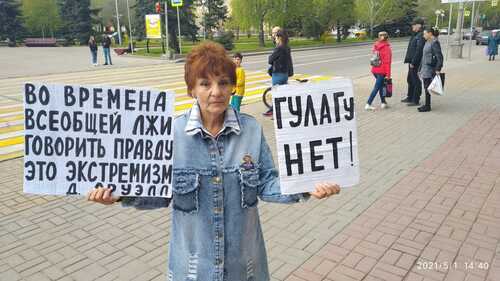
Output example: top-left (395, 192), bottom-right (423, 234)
top-left (418, 27), bottom-right (443, 112)
top-left (365, 31), bottom-right (392, 111)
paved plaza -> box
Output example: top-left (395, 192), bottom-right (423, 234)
top-left (0, 45), bottom-right (499, 281)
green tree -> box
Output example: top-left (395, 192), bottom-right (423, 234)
top-left (230, 0), bottom-right (275, 47)
top-left (355, 0), bottom-right (404, 38)
top-left (197, 0), bottom-right (228, 38)
top-left (482, 1), bottom-right (500, 28)
top-left (0, 0), bottom-right (24, 43)
top-left (332, 0), bottom-right (355, 41)
top-left (22, 0), bottom-right (61, 38)
top-left (58, 0), bottom-right (92, 44)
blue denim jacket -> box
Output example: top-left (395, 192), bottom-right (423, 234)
top-left (122, 103), bottom-right (308, 281)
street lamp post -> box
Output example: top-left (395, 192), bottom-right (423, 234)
top-left (177, 5), bottom-right (182, 54)
top-left (114, 0), bottom-right (122, 45)
top-left (468, 1), bottom-right (476, 60)
top-left (435, 10), bottom-right (441, 28)
top-left (435, 9), bottom-right (445, 28)
top-left (126, 0), bottom-right (134, 53)
top-left (450, 2), bottom-right (465, 58)
top-left (202, 0), bottom-right (207, 40)
top-left (164, 1), bottom-right (170, 58)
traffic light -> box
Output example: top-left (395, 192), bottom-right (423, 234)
top-left (155, 2), bottom-right (161, 13)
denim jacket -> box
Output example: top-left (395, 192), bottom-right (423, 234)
top-left (122, 102), bottom-right (308, 281)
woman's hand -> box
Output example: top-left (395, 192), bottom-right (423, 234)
top-left (87, 187), bottom-right (120, 205)
top-left (309, 183), bottom-right (340, 199)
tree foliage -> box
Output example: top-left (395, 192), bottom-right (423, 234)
top-left (58, 0), bottom-right (92, 44)
top-left (0, 0), bottom-right (24, 43)
top-left (196, 0), bottom-right (228, 38)
top-left (230, 0), bottom-right (275, 47)
top-left (355, 0), bottom-right (406, 37)
top-left (22, 0), bottom-right (61, 38)
top-left (230, 0), bottom-right (355, 43)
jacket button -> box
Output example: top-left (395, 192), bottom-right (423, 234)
top-left (211, 176), bottom-right (222, 184)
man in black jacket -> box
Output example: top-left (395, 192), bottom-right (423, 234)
top-left (102, 34), bottom-right (113, 65)
top-left (402, 18), bottom-right (425, 106)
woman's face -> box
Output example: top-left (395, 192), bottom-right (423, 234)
top-left (191, 75), bottom-right (233, 118)
top-left (423, 31), bottom-right (432, 40)
top-left (276, 36), bottom-right (283, 46)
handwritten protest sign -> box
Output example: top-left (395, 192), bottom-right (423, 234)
top-left (23, 83), bottom-right (175, 198)
top-left (273, 78), bottom-right (359, 194)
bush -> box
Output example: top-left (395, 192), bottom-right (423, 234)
top-left (303, 18), bottom-right (323, 40)
top-left (215, 31), bottom-right (235, 51)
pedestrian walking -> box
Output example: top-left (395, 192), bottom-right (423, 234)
top-left (102, 34), bottom-right (113, 65)
top-left (263, 30), bottom-right (293, 117)
top-left (418, 27), bottom-right (443, 113)
top-left (487, 31), bottom-right (499, 61)
top-left (365, 31), bottom-right (392, 111)
top-left (402, 18), bottom-right (425, 106)
top-left (230, 52), bottom-right (246, 112)
top-left (87, 41), bottom-right (341, 281)
top-left (88, 36), bottom-right (98, 66)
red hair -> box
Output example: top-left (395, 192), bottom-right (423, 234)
top-left (184, 42), bottom-right (236, 96)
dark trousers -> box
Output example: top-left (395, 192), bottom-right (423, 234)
top-left (423, 77), bottom-right (433, 107)
top-left (406, 65), bottom-right (421, 103)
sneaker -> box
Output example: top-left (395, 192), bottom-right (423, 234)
top-left (365, 104), bottom-right (376, 111)
top-left (380, 103), bottom-right (388, 109)
top-left (418, 105), bottom-right (431, 112)
top-left (401, 98), bottom-right (411, 103)
top-left (262, 110), bottom-right (273, 116)
top-left (104, 63), bottom-right (109, 65)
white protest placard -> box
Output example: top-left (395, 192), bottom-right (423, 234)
top-left (273, 78), bottom-right (359, 195)
top-left (23, 83), bottom-right (175, 198)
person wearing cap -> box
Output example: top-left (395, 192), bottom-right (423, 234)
top-left (402, 18), bottom-right (425, 106)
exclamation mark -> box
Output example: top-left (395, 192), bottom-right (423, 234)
top-left (349, 131), bottom-right (353, 166)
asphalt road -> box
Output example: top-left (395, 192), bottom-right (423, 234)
top-left (0, 40), bottom-right (409, 80)
top-left (241, 41), bottom-right (410, 79)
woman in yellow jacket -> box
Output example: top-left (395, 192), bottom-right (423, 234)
top-left (230, 53), bottom-right (246, 111)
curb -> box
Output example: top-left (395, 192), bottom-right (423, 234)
top-left (128, 38), bottom-right (409, 63)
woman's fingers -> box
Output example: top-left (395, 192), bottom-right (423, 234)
top-left (311, 183), bottom-right (341, 199)
top-left (95, 188), bottom-right (105, 202)
top-left (102, 188), bottom-right (112, 201)
top-left (87, 187), bottom-right (118, 205)
top-left (87, 189), bottom-right (97, 201)
top-left (310, 184), bottom-right (326, 199)
top-left (330, 184), bottom-right (341, 195)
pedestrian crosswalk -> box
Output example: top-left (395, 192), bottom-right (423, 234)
top-left (0, 63), bottom-right (328, 161)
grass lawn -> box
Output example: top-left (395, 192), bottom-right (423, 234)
top-left (130, 35), bottom-right (368, 57)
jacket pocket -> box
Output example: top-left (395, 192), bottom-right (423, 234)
top-left (172, 172), bottom-right (200, 214)
top-left (239, 168), bottom-right (259, 208)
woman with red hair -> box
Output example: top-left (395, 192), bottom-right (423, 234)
top-left (87, 42), bottom-right (340, 281)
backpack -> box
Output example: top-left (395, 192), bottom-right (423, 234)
top-left (370, 51), bottom-right (381, 67)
